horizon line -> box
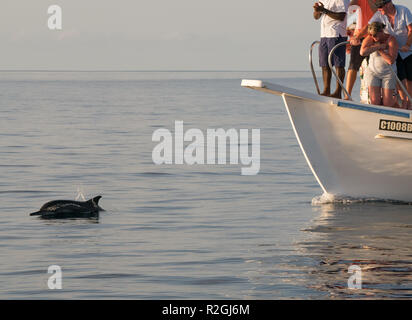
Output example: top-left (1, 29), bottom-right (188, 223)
top-left (0, 69), bottom-right (311, 73)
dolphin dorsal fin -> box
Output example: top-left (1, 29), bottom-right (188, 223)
top-left (87, 195), bottom-right (102, 206)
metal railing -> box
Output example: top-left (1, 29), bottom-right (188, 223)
top-left (309, 41), bottom-right (321, 95)
top-left (389, 65), bottom-right (412, 105)
top-left (309, 40), bottom-right (352, 100)
top-left (309, 39), bottom-right (412, 105)
top-left (327, 41), bottom-right (352, 100)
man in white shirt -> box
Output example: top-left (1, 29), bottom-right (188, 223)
top-left (369, 0), bottom-right (412, 108)
top-left (314, 0), bottom-right (350, 98)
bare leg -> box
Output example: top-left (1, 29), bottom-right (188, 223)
top-left (398, 80), bottom-right (409, 108)
top-left (330, 67), bottom-right (346, 99)
top-left (407, 80), bottom-right (412, 108)
top-left (369, 86), bottom-right (382, 106)
top-left (382, 88), bottom-right (397, 107)
top-left (345, 69), bottom-right (358, 100)
top-left (321, 66), bottom-right (332, 96)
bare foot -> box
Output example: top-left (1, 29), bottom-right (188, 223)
top-left (330, 92), bottom-right (342, 99)
top-left (401, 100), bottom-right (409, 109)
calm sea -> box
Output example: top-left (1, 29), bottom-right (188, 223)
top-left (0, 71), bottom-right (411, 299)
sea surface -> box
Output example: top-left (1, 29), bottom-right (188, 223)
top-left (0, 71), bottom-right (411, 299)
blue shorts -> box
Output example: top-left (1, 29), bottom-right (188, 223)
top-left (319, 36), bottom-right (347, 68)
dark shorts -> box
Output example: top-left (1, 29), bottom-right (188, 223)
top-left (319, 36), bottom-right (347, 68)
top-left (349, 44), bottom-right (367, 71)
top-left (396, 54), bottom-right (412, 82)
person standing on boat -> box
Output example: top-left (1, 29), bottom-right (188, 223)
top-left (360, 22), bottom-right (398, 106)
top-left (369, 0), bottom-right (412, 108)
top-left (313, 0), bottom-right (350, 98)
top-left (345, 0), bottom-right (378, 99)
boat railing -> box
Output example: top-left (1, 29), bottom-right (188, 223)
top-left (310, 39), bottom-right (412, 105)
top-left (328, 41), bottom-right (352, 100)
top-left (309, 41), bottom-right (321, 95)
top-left (388, 63), bottom-right (412, 104)
top-left (309, 40), bottom-right (352, 100)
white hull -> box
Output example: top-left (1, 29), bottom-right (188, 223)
top-left (242, 80), bottom-right (412, 202)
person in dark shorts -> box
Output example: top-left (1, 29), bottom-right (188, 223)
top-left (345, 0), bottom-right (377, 99)
top-left (314, 0), bottom-right (350, 98)
top-left (396, 54), bottom-right (412, 102)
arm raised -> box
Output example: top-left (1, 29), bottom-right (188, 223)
top-left (314, 2), bottom-right (346, 21)
top-left (360, 35), bottom-right (386, 56)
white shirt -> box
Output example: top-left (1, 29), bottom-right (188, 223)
top-left (320, 0), bottom-right (350, 38)
top-left (369, 5), bottom-right (412, 59)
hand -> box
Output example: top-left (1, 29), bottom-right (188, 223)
top-left (378, 42), bottom-right (388, 50)
top-left (378, 41), bottom-right (389, 54)
top-left (400, 45), bottom-right (411, 52)
top-left (314, 2), bottom-right (325, 13)
top-left (350, 36), bottom-right (360, 46)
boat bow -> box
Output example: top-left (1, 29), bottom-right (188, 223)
top-left (242, 79), bottom-right (412, 202)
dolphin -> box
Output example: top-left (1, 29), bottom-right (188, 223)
top-left (30, 195), bottom-right (104, 219)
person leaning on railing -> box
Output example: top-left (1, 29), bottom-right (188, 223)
top-left (360, 22), bottom-right (398, 107)
top-left (369, 0), bottom-right (412, 108)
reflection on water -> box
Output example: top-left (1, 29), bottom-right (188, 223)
top-left (39, 217), bottom-right (100, 224)
top-left (299, 202), bottom-right (412, 299)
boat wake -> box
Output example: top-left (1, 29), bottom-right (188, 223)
top-left (311, 192), bottom-right (412, 205)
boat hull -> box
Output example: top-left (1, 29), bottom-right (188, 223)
top-left (242, 80), bottom-right (412, 202)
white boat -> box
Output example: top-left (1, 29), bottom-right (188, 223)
top-left (241, 79), bottom-right (412, 202)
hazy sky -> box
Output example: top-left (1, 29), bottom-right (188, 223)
top-left (1, 1), bottom-right (408, 71)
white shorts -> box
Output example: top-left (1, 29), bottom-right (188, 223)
top-left (365, 68), bottom-right (397, 90)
